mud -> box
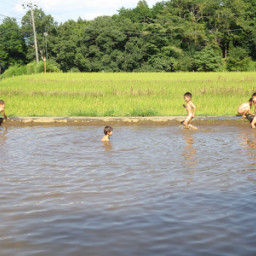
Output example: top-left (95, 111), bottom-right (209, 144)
top-left (0, 115), bottom-right (250, 127)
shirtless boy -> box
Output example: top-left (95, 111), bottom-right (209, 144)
top-left (0, 100), bottom-right (8, 120)
top-left (249, 93), bottom-right (256, 128)
top-left (101, 126), bottom-right (113, 142)
top-left (237, 98), bottom-right (253, 118)
top-left (182, 92), bottom-right (197, 130)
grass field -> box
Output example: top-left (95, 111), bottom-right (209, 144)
top-left (0, 72), bottom-right (256, 117)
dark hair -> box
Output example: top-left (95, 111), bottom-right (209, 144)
top-left (104, 126), bottom-right (113, 135)
top-left (0, 100), bottom-right (5, 105)
top-left (184, 92), bottom-right (192, 98)
top-left (252, 93), bottom-right (256, 97)
top-left (249, 98), bottom-right (253, 103)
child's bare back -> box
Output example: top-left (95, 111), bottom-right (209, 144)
top-left (182, 92), bottom-right (197, 130)
top-left (237, 98), bottom-right (253, 118)
top-left (0, 100), bottom-right (8, 120)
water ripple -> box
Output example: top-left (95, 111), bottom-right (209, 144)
top-left (0, 125), bottom-right (255, 256)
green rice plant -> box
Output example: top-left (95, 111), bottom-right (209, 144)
top-left (129, 108), bottom-right (158, 117)
top-left (69, 110), bottom-right (98, 117)
top-left (104, 109), bottom-right (115, 116)
top-left (0, 72), bottom-right (256, 117)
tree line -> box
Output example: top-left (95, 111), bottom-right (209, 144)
top-left (1, 0), bottom-right (256, 74)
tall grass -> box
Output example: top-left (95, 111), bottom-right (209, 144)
top-left (0, 72), bottom-right (255, 117)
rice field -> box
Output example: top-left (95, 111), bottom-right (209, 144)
top-left (0, 72), bottom-right (255, 117)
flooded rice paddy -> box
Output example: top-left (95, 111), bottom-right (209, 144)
top-left (0, 124), bottom-right (256, 256)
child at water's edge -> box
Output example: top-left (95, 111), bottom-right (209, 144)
top-left (237, 98), bottom-right (253, 118)
top-left (249, 93), bottom-right (256, 128)
top-left (101, 126), bottom-right (113, 141)
top-left (0, 100), bottom-right (8, 120)
top-left (182, 92), bottom-right (197, 130)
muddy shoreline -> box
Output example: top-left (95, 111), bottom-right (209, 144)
top-left (0, 116), bottom-right (250, 127)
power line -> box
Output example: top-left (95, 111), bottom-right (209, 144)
top-left (84, 27), bottom-right (247, 38)
top-left (0, 0), bottom-right (16, 6)
top-left (0, 13), bottom-right (11, 18)
top-left (0, 0), bottom-right (26, 24)
top-left (0, 13), bottom-right (22, 20)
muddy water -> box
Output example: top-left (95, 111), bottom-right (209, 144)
top-left (0, 125), bottom-right (255, 256)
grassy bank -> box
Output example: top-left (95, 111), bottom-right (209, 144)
top-left (0, 72), bottom-right (255, 117)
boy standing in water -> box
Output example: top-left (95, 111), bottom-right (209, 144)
top-left (0, 100), bottom-right (8, 120)
top-left (101, 126), bottom-right (113, 141)
top-left (237, 98), bottom-right (253, 118)
top-left (182, 92), bottom-right (197, 130)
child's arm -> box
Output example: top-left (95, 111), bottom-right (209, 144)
top-left (3, 111), bottom-right (8, 119)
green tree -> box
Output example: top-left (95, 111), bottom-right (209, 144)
top-left (21, 8), bottom-right (57, 62)
top-left (2, 0), bottom-right (256, 73)
top-left (83, 16), bottom-right (130, 71)
top-left (193, 46), bottom-right (223, 71)
top-left (226, 47), bottom-right (251, 71)
top-left (119, 0), bottom-right (152, 23)
top-left (0, 18), bottom-right (26, 72)
top-left (53, 19), bottom-right (88, 71)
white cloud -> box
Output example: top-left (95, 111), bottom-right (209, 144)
top-left (39, 0), bottom-right (158, 11)
top-left (12, 0), bottom-right (160, 23)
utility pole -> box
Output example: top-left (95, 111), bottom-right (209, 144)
top-left (23, 2), bottom-right (39, 63)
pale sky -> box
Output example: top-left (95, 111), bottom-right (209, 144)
top-left (0, 0), bottom-right (161, 24)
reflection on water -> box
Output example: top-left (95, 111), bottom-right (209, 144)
top-left (182, 131), bottom-right (197, 167)
top-left (0, 127), bottom-right (7, 155)
top-left (239, 130), bottom-right (256, 172)
top-left (0, 125), bottom-right (255, 256)
top-left (0, 126), bottom-right (7, 142)
top-left (181, 131), bottom-right (197, 185)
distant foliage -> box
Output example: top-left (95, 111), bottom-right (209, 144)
top-left (1, 65), bottom-right (26, 78)
top-left (2, 60), bottom-right (61, 78)
top-left (226, 47), bottom-right (251, 71)
top-left (68, 67), bottom-right (81, 73)
top-left (193, 46), bottom-right (223, 72)
top-left (0, 0), bottom-right (256, 73)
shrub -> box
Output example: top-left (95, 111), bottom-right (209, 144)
top-left (43, 59), bottom-right (61, 73)
top-left (68, 67), bottom-right (81, 73)
top-left (26, 61), bottom-right (37, 74)
top-left (175, 56), bottom-right (194, 71)
top-left (2, 65), bottom-right (26, 78)
top-left (226, 47), bottom-right (251, 71)
top-left (2, 60), bottom-right (61, 78)
top-left (193, 46), bottom-right (223, 72)
top-left (129, 108), bottom-right (158, 117)
top-left (148, 55), bottom-right (176, 72)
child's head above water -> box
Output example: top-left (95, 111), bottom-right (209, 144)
top-left (184, 92), bottom-right (192, 102)
top-left (104, 126), bottom-right (113, 135)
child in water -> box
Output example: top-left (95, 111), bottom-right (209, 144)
top-left (0, 100), bottom-right (8, 120)
top-left (101, 126), bottom-right (113, 141)
top-left (249, 93), bottom-right (256, 128)
top-left (237, 98), bottom-right (253, 118)
top-left (182, 92), bottom-right (197, 130)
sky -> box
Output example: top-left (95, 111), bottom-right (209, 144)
top-left (0, 0), bottom-right (160, 24)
